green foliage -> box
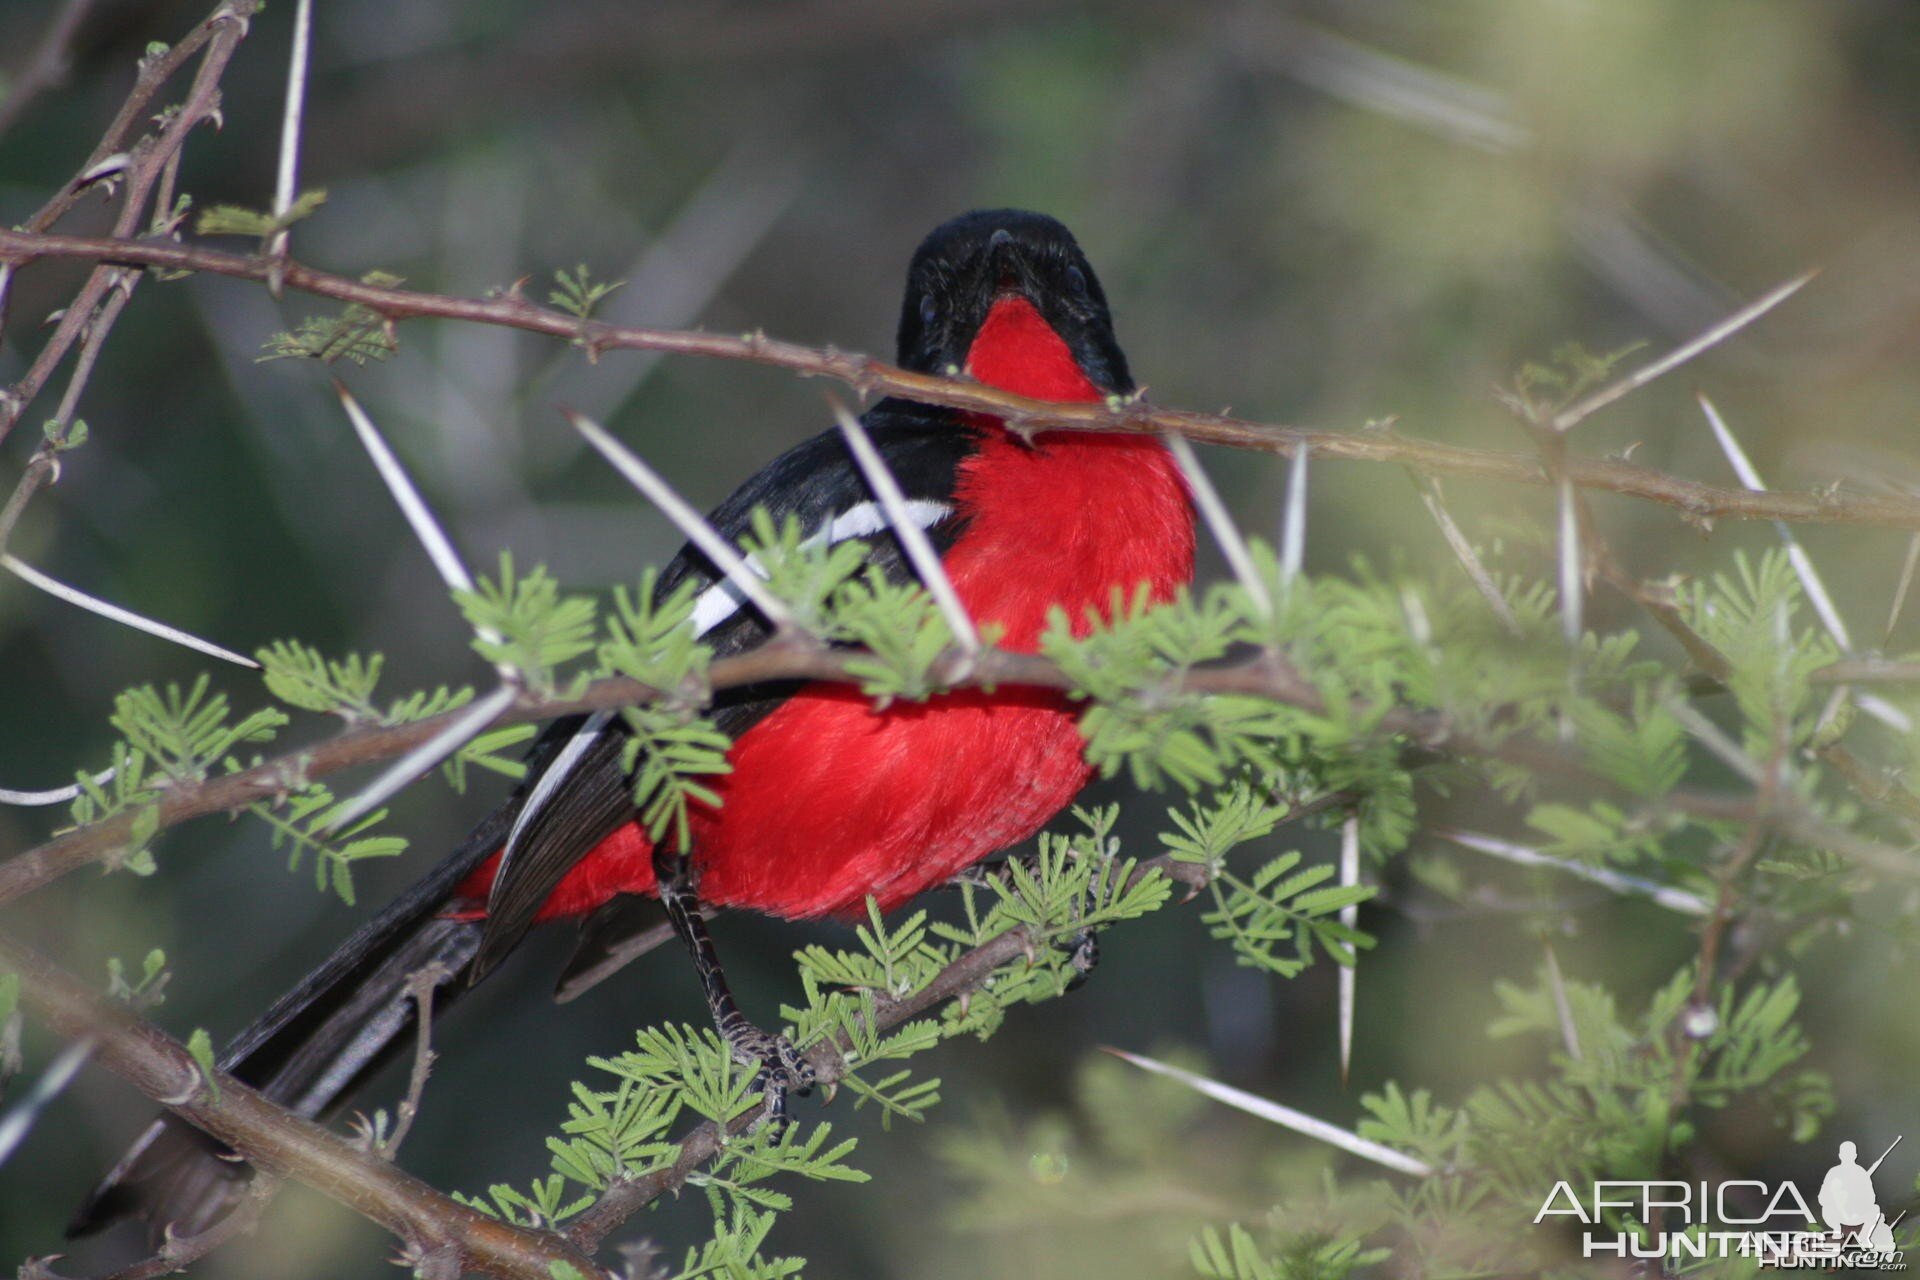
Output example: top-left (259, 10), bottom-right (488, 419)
top-left (42, 417), bottom-right (87, 451)
top-left (105, 949), bottom-right (169, 1007)
top-left (1190, 1223), bottom-right (1390, 1280)
top-left (195, 188), bottom-right (328, 239)
top-left (57, 490), bottom-right (1910, 1278)
top-left (247, 783), bottom-right (406, 904)
top-left (456, 553), bottom-right (599, 694)
top-left (185, 1027), bottom-right (218, 1101)
top-left (549, 264), bottom-right (626, 321)
top-left (260, 270), bottom-right (403, 364)
top-left (1201, 850), bottom-right (1375, 977)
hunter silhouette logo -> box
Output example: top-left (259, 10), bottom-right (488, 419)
top-left (1533, 1134), bottom-right (1909, 1268)
top-left (1820, 1138), bottom-right (1903, 1256)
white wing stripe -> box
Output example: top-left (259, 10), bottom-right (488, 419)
top-left (688, 498), bottom-right (951, 638)
top-left (498, 709), bottom-right (613, 873)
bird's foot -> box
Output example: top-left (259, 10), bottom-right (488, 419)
top-left (722, 1020), bottom-right (816, 1127)
top-left (1059, 928), bottom-right (1100, 992)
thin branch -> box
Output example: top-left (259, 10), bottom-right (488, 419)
top-left (1, 620), bottom-right (1915, 908)
top-left (4, 232), bottom-right (1912, 530)
top-left (2, 553), bottom-right (258, 668)
top-left (378, 963), bottom-right (447, 1159)
top-left (0, 928), bottom-right (605, 1280)
top-left (98, 1170), bottom-right (282, 1280)
top-left (1551, 271), bottom-right (1817, 432)
top-left (569, 409), bottom-right (797, 632)
top-left (1, 7), bottom-right (258, 447)
top-left (828, 394), bottom-right (979, 652)
top-left (1102, 1047), bottom-right (1434, 1177)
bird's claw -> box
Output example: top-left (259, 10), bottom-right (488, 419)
top-left (726, 1024), bottom-right (815, 1128)
top-left (1059, 928), bottom-right (1100, 992)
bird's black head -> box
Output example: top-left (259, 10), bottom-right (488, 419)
top-left (895, 209), bottom-right (1132, 396)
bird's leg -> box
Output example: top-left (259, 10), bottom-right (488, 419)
top-left (652, 847), bottom-right (814, 1124)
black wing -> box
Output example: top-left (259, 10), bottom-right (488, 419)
top-left (468, 399), bottom-right (976, 981)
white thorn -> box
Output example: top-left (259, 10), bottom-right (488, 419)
top-left (1885, 533), bottom-right (1920, 648)
top-left (1664, 697), bottom-right (1768, 786)
top-left (2, 554), bottom-right (257, 668)
top-left (828, 395), bottom-right (979, 653)
top-left (568, 410), bottom-right (795, 633)
top-left (1556, 474), bottom-right (1582, 645)
top-left (336, 384), bottom-right (477, 597)
top-left (1698, 393), bottom-right (1852, 652)
top-left (1552, 271), bottom-right (1817, 432)
top-left (1541, 943), bottom-right (1582, 1063)
top-left (267, 0), bottom-right (315, 263)
top-left (1280, 445), bottom-right (1310, 585)
top-left (0, 767), bottom-right (116, 808)
top-left (1413, 475), bottom-right (1521, 636)
top-left (1437, 828), bottom-right (1711, 917)
top-left (1338, 814), bottom-right (1359, 1083)
top-left (1104, 1047), bottom-right (1433, 1178)
top-left (0, 1040), bottom-right (97, 1169)
top-left (325, 684), bottom-right (516, 833)
top-left (1164, 431), bottom-right (1270, 617)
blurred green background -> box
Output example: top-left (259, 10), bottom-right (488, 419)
top-left (4, 1), bottom-right (1919, 1275)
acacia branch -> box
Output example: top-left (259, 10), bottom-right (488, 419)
top-left (3, 230), bottom-right (1917, 531)
top-left (0, 928), bottom-right (605, 1280)
top-left (4, 629), bottom-right (1914, 910)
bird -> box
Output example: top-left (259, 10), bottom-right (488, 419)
top-left (71, 208), bottom-right (1196, 1240)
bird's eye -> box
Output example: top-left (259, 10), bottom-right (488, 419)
top-left (1064, 265), bottom-right (1089, 299)
top-left (919, 290), bottom-right (938, 327)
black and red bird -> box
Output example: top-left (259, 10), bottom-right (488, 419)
top-left (73, 209), bottom-right (1196, 1238)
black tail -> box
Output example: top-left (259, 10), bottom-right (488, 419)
top-left (68, 810), bottom-right (509, 1242)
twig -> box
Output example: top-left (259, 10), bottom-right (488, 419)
top-left (2, 621), bottom-right (1915, 908)
top-left (98, 1170), bottom-right (283, 1280)
top-left (0, 928), bottom-right (604, 1280)
top-left (1550, 272), bottom-right (1817, 432)
top-left (379, 963), bottom-right (447, 1159)
top-left (4, 233), bottom-right (1911, 530)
